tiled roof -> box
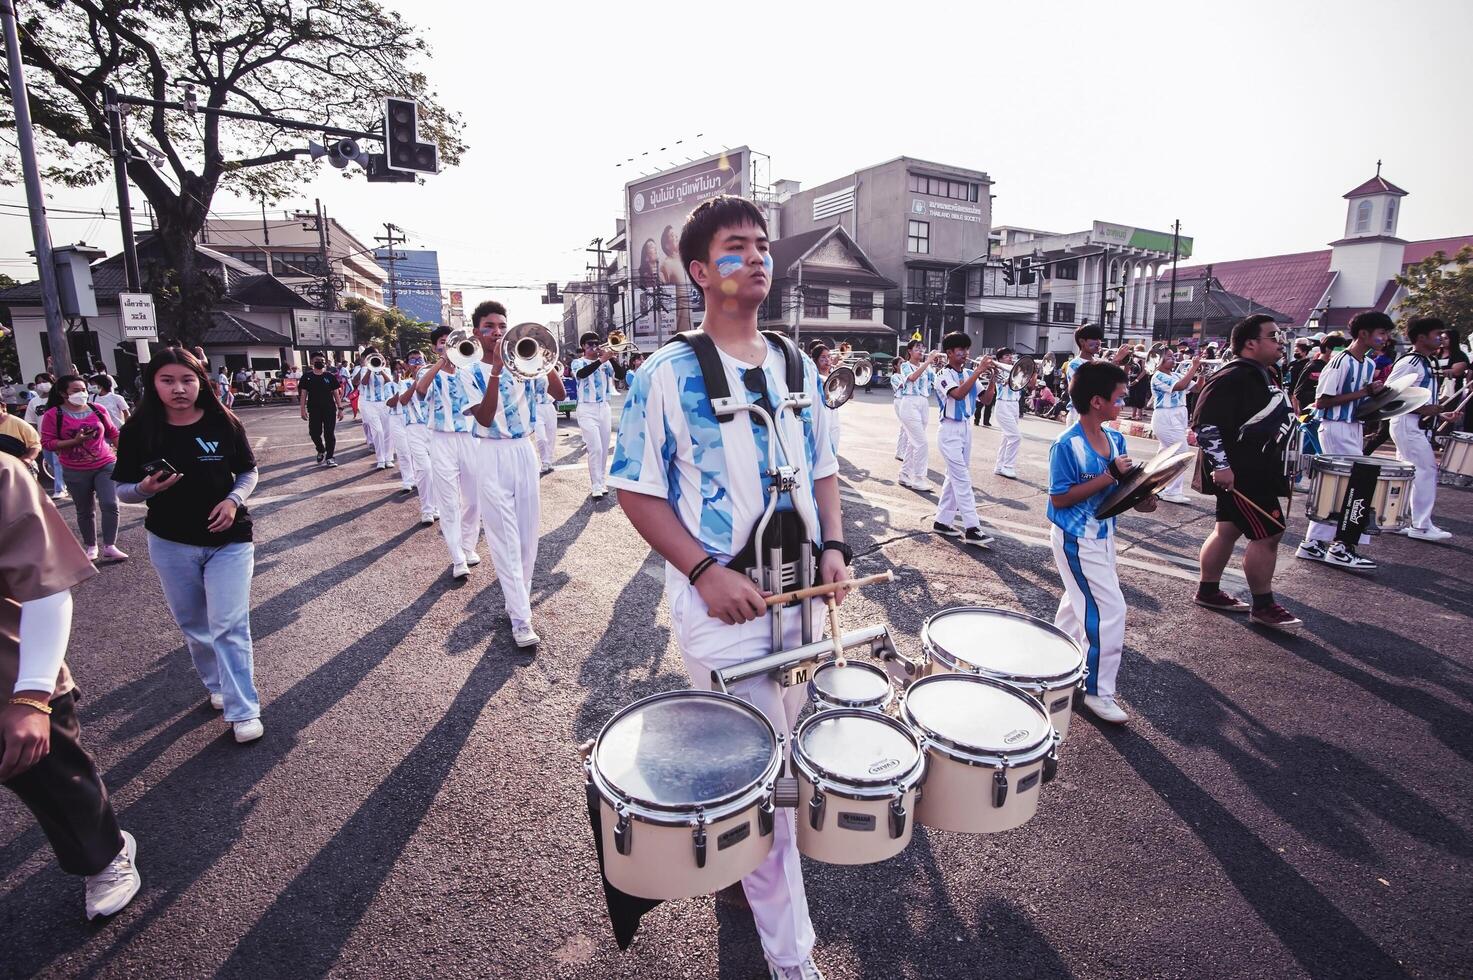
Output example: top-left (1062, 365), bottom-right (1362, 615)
top-left (768, 228), bottom-right (832, 276)
top-left (202, 311), bottom-right (293, 346)
top-left (1402, 235), bottom-right (1473, 266)
top-left (1159, 249), bottom-right (1335, 326)
top-left (1343, 175), bottom-right (1408, 199)
top-left (1152, 283), bottom-right (1293, 324)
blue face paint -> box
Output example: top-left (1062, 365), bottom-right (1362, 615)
top-left (715, 255), bottom-right (743, 278)
top-left (761, 252), bottom-right (773, 275)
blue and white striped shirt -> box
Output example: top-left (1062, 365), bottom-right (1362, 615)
top-left (934, 366), bottom-right (977, 421)
top-left (1047, 422), bottom-right (1129, 539)
top-left (1150, 370), bottom-right (1187, 410)
top-left (890, 363), bottom-right (936, 399)
top-left (1313, 350), bottom-right (1376, 423)
top-left (1387, 353), bottom-right (1436, 400)
top-left (356, 367), bottom-right (392, 403)
top-left (995, 365), bottom-right (1022, 404)
top-left (401, 372), bottom-right (429, 426)
top-left (421, 364), bottom-right (479, 435)
top-left (384, 379), bottom-right (404, 417)
top-left (464, 363), bottom-right (535, 440)
top-left (571, 358), bottom-right (616, 403)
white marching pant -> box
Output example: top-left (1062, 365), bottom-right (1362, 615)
top-left (994, 398), bottom-right (1021, 472)
top-left (577, 400), bottom-right (613, 491)
top-left (668, 576), bottom-right (816, 969)
top-left (360, 399), bottom-right (393, 465)
top-left (428, 430), bottom-right (481, 565)
top-left (1152, 406), bottom-right (1190, 495)
top-left (1050, 527), bottom-right (1126, 698)
top-left (1305, 419), bottom-right (1368, 544)
top-left (536, 398), bottom-right (557, 467)
top-left (389, 415), bottom-right (415, 489)
top-left (897, 395), bottom-right (930, 484)
top-left (934, 419), bottom-right (979, 529)
top-left (404, 424), bottom-right (437, 518)
top-left (893, 399), bottom-right (905, 458)
top-left (1391, 415), bottom-right (1438, 530)
top-left (476, 437), bottom-right (540, 630)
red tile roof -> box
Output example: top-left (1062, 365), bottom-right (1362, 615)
top-left (1402, 235), bottom-right (1473, 266)
top-left (1159, 249), bottom-right (1335, 327)
top-left (1343, 175), bottom-right (1408, 199)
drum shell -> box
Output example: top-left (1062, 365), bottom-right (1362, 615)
top-left (1441, 432), bottom-right (1473, 483)
top-left (807, 661), bottom-right (896, 715)
top-left (1305, 455), bottom-right (1414, 530)
top-left (597, 797), bottom-right (774, 900)
top-left (912, 749), bottom-right (1047, 834)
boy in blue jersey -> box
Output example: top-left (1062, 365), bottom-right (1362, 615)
top-left (570, 333), bottom-right (617, 499)
top-left (609, 196), bottom-right (848, 980)
top-left (1048, 361), bottom-right (1156, 724)
top-left (1064, 323), bottom-right (1130, 427)
top-left (890, 339), bottom-right (935, 490)
top-left (1149, 347), bottom-right (1201, 504)
top-left (931, 332), bottom-right (994, 546)
top-left (413, 324), bottom-right (485, 580)
top-left (353, 346), bottom-right (395, 470)
top-left (990, 347), bottom-right (1023, 479)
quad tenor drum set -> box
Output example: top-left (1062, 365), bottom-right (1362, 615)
top-left (582, 585), bottom-right (1083, 900)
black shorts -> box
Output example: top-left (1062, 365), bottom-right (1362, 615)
top-left (1214, 479), bottom-right (1287, 540)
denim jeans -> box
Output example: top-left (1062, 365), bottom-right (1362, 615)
top-left (61, 462), bottom-right (118, 547)
top-left (146, 533), bottom-right (260, 722)
top-left (43, 450), bottom-right (63, 494)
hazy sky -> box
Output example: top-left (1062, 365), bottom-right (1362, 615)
top-left (4, 0), bottom-right (1472, 324)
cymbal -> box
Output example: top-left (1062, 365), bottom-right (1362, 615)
top-left (1355, 375), bottom-right (1431, 423)
top-left (1094, 442), bottom-right (1197, 519)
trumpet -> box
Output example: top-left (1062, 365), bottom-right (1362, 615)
top-left (502, 322), bottom-right (560, 381)
top-left (445, 327), bottom-right (481, 370)
top-left (598, 330), bottom-right (642, 356)
top-left (365, 352), bottom-right (386, 370)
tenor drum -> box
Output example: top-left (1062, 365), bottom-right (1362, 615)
top-left (791, 710), bottom-right (926, 864)
top-left (1440, 431), bottom-right (1473, 488)
top-left (586, 690), bottom-right (781, 900)
top-left (1304, 455), bottom-right (1415, 531)
top-left (921, 606), bottom-right (1086, 742)
top-left (808, 660), bottom-right (896, 715)
top-left (902, 674), bottom-right (1059, 834)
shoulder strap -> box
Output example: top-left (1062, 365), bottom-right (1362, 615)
top-left (672, 330), bottom-right (732, 402)
top-left (761, 330), bottom-right (805, 394)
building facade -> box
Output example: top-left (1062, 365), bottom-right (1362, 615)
top-left (372, 248), bottom-right (444, 324)
top-left (199, 214), bottom-right (388, 309)
top-left (756, 225), bottom-right (897, 348)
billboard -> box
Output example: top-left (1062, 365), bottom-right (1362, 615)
top-left (1091, 221), bottom-right (1194, 260)
top-left (625, 147), bottom-right (750, 345)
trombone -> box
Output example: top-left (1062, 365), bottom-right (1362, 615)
top-left (598, 330), bottom-right (642, 356)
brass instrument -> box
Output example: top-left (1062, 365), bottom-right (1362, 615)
top-left (599, 330), bottom-right (642, 356)
top-left (503, 322), bottom-right (560, 381)
top-left (365, 352), bottom-right (386, 370)
top-left (445, 327), bottom-right (481, 370)
top-left (1039, 354), bottom-right (1056, 378)
top-left (831, 349), bottom-right (874, 387)
top-left (822, 367), bottom-right (856, 409)
top-left (1007, 356), bottom-right (1037, 392)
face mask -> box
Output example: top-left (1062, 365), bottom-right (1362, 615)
top-left (35, 383), bottom-right (51, 395)
top-left (67, 391), bottom-right (90, 407)
top-left (88, 385), bottom-right (100, 395)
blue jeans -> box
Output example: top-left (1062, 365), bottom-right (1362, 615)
top-left (43, 450), bottom-right (63, 494)
top-left (146, 533), bottom-right (260, 722)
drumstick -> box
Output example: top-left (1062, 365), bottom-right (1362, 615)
top-left (825, 597), bottom-right (847, 669)
top-left (764, 569), bottom-right (895, 607)
top-left (1232, 487), bottom-right (1285, 530)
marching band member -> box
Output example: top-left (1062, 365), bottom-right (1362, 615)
top-left (990, 347), bottom-right (1022, 479)
top-left (609, 196), bottom-right (847, 980)
top-left (384, 358), bottom-right (417, 493)
top-left (810, 343), bottom-right (841, 453)
top-left (1390, 317), bottom-right (1455, 542)
top-left (1294, 311), bottom-right (1390, 570)
top-left (413, 325), bottom-right (483, 579)
top-left (1064, 323), bottom-right (1128, 427)
top-left (464, 309), bottom-right (565, 649)
top-left (1047, 361), bottom-right (1156, 724)
top-left (390, 350), bottom-right (439, 526)
top-left (889, 339), bottom-right (935, 492)
top-left (570, 333), bottom-right (617, 499)
top-left (931, 333), bottom-right (994, 547)
top-left (533, 364), bottom-right (559, 475)
top-left (1149, 347), bottom-right (1200, 504)
top-left (1192, 315), bottom-right (1301, 629)
top-left (353, 348), bottom-right (395, 471)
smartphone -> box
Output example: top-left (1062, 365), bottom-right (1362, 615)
top-left (141, 458), bottom-right (180, 478)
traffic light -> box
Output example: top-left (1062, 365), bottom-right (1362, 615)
top-left (1002, 259), bottom-right (1016, 286)
top-left (1017, 259), bottom-right (1036, 286)
top-left (383, 97), bottom-right (439, 174)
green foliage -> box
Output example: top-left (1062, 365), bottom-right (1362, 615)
top-left (342, 297), bottom-right (435, 354)
top-left (1396, 245), bottom-right (1473, 337)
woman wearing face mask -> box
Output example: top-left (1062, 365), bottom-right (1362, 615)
top-left (38, 376), bottom-right (123, 560)
top-left (112, 349), bottom-right (264, 743)
top-left (24, 374), bottom-right (66, 498)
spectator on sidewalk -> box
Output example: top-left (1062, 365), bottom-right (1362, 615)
top-left (0, 399), bottom-right (41, 465)
top-left (91, 375), bottom-right (130, 425)
top-left (0, 452), bottom-right (142, 920)
top-left (38, 376), bottom-right (124, 562)
top-left (24, 374), bottom-right (65, 499)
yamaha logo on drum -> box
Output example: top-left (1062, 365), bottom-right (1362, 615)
top-left (867, 758), bottom-right (901, 775)
top-left (1004, 728), bottom-right (1029, 744)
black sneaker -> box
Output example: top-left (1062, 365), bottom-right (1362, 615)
top-left (316, 451), bottom-right (325, 464)
top-left (932, 521), bottom-right (961, 537)
top-left (1294, 541), bottom-right (1327, 563)
top-left (324, 457), bottom-right (339, 468)
top-left (961, 527), bottom-right (994, 547)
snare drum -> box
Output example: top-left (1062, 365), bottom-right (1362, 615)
top-left (791, 709), bottom-right (926, 864)
top-left (808, 660), bottom-right (896, 715)
top-left (586, 690), bottom-right (780, 900)
top-left (902, 674), bottom-right (1059, 834)
top-left (921, 606), bottom-right (1086, 742)
top-left (1304, 454), bottom-right (1415, 531)
top-left (1440, 431), bottom-right (1473, 488)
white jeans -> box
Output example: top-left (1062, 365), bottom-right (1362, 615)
top-left (1050, 527), bottom-right (1126, 698)
top-left (994, 398), bottom-right (1021, 472)
top-left (934, 419), bottom-right (979, 529)
top-left (404, 424), bottom-right (437, 518)
top-left (1305, 419), bottom-right (1367, 544)
top-left (1152, 406), bottom-right (1190, 495)
top-left (476, 437), bottom-right (540, 630)
top-left (389, 415), bottom-right (415, 489)
top-left (360, 399), bottom-right (393, 465)
top-left (893, 399), bottom-right (905, 458)
top-left (536, 397), bottom-right (557, 467)
top-left (897, 395), bottom-right (930, 484)
top-left (578, 400), bottom-right (613, 491)
top-left (667, 575), bottom-right (816, 969)
top-left (1391, 415), bottom-right (1438, 530)
top-left (428, 429), bottom-right (481, 564)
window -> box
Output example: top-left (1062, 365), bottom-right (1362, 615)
top-left (1385, 198), bottom-right (1398, 233)
top-left (223, 250), bottom-right (269, 272)
top-left (1054, 260), bottom-right (1078, 281)
top-left (1354, 200), bottom-right (1372, 234)
top-left (1038, 302), bottom-right (1050, 323)
top-left (907, 173), bottom-right (980, 202)
top-left (273, 251), bottom-right (326, 277)
top-left (1053, 302), bottom-right (1076, 324)
top-left (804, 288), bottom-right (829, 319)
top-left (761, 288), bottom-right (783, 322)
top-left (907, 220), bottom-right (930, 254)
top-left (850, 290), bottom-right (873, 320)
top-left (250, 357), bottom-right (282, 371)
top-left (907, 268), bottom-right (928, 293)
top-left (967, 268), bottom-right (982, 298)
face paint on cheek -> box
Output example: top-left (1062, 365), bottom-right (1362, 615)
top-left (761, 252), bottom-right (773, 276)
top-left (720, 279), bottom-right (738, 295)
top-left (715, 255), bottom-right (743, 278)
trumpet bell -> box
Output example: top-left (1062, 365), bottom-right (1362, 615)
top-left (823, 367), bottom-right (856, 409)
top-left (366, 353), bottom-right (385, 370)
top-left (503, 322), bottom-right (560, 380)
top-left (445, 328), bottom-right (481, 370)
top-left (1008, 356), bottom-right (1037, 392)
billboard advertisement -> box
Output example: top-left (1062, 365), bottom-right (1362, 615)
top-left (625, 147), bottom-right (750, 345)
top-left (1091, 221), bottom-right (1194, 260)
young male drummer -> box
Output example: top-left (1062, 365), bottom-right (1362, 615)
top-left (1048, 361), bottom-right (1155, 724)
top-left (609, 195), bottom-right (848, 980)
top-left (890, 339), bottom-right (935, 491)
top-left (990, 348), bottom-right (1023, 479)
top-left (1295, 311), bottom-right (1390, 570)
top-left (1150, 347), bottom-right (1201, 504)
top-left (1192, 314), bottom-right (1301, 629)
top-left (1390, 317), bottom-right (1456, 542)
top-left (932, 333), bottom-right (994, 546)
top-left (413, 324), bottom-right (483, 579)
top-left (571, 333), bottom-right (617, 499)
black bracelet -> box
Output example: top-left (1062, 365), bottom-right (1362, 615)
top-left (688, 556), bottom-right (716, 585)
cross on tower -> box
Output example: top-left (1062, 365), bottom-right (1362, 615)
top-left (1376, 158), bottom-right (1382, 176)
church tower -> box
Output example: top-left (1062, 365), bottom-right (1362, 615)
top-left (1328, 164), bottom-right (1408, 309)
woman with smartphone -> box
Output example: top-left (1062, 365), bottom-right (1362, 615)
top-left (38, 375), bottom-right (124, 561)
top-left (112, 350), bottom-right (265, 744)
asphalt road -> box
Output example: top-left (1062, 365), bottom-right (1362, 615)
top-left (2, 392), bottom-right (1470, 979)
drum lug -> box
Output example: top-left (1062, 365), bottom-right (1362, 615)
top-left (992, 770), bottom-right (1009, 808)
top-left (808, 788), bottom-right (826, 831)
top-left (1043, 746), bottom-right (1059, 785)
top-left (888, 792), bottom-right (908, 840)
top-left (759, 791), bottom-right (775, 837)
top-left (692, 811), bottom-right (708, 870)
top-left (614, 806), bottom-right (633, 856)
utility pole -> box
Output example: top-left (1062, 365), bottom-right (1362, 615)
top-left (376, 222), bottom-right (405, 308)
top-left (3, 0), bottom-right (72, 373)
top-left (305, 199), bottom-right (334, 311)
top-left (1166, 220), bottom-right (1181, 346)
top-left (101, 84), bottom-right (151, 366)
top-left (586, 238), bottom-right (608, 335)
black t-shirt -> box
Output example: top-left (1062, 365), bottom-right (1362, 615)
top-left (299, 371), bottom-right (341, 412)
top-left (114, 414), bottom-right (256, 546)
top-left (1192, 359), bottom-right (1292, 493)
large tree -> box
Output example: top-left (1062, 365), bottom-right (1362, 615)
top-left (0, 0), bottom-right (464, 343)
top-left (1396, 245), bottom-right (1473, 338)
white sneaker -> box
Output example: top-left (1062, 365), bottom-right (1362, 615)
top-left (1159, 493), bottom-right (1193, 504)
top-left (451, 561), bottom-right (470, 580)
top-left (1295, 540), bottom-right (1328, 563)
top-left (513, 624), bottom-right (541, 648)
top-left (420, 513), bottom-right (436, 526)
top-left (233, 718), bottom-right (264, 743)
top-left (768, 955), bottom-right (825, 980)
top-left (540, 465), bottom-right (554, 475)
top-left (1082, 694), bottom-right (1129, 724)
top-left (1324, 541), bottom-right (1377, 570)
top-left (464, 551), bottom-right (481, 567)
top-left (912, 481), bottom-right (935, 493)
top-left (85, 831), bottom-right (140, 920)
top-left (209, 692), bottom-right (224, 710)
top-left (996, 468), bottom-right (1018, 480)
top-left (1404, 525), bottom-right (1452, 542)
top-left (101, 544), bottom-right (129, 560)
top-left (84, 544), bottom-right (99, 561)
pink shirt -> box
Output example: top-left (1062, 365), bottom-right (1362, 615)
top-left (39, 404), bottom-right (119, 471)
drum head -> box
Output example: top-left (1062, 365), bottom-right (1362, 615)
top-left (797, 712), bottom-right (920, 784)
top-left (595, 692), bottom-right (775, 810)
top-left (905, 675), bottom-right (1052, 756)
top-left (812, 661), bottom-right (891, 704)
top-left (1311, 454), bottom-right (1415, 478)
top-left (924, 607), bottom-right (1083, 684)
